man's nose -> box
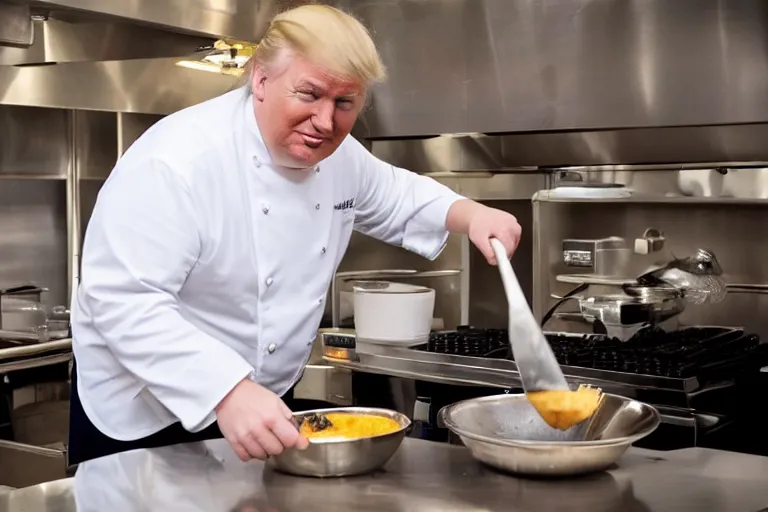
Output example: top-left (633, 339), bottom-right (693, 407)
top-left (312, 100), bottom-right (335, 134)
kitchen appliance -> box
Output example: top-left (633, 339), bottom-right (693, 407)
top-left (323, 324), bottom-right (768, 454)
top-left (636, 248), bottom-right (727, 305)
top-left (330, 269), bottom-right (460, 330)
top-left (438, 393), bottom-right (660, 476)
top-left (551, 231), bottom-right (735, 340)
top-left (352, 281), bottom-right (436, 345)
top-left (0, 286), bottom-right (69, 345)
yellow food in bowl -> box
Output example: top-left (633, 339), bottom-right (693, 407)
top-left (299, 413), bottom-right (402, 440)
top-left (526, 385), bottom-right (604, 430)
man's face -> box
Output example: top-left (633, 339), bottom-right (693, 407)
top-left (251, 52), bottom-right (366, 169)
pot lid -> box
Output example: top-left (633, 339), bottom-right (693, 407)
top-left (352, 281), bottom-right (433, 294)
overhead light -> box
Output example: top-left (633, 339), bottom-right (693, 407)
top-left (176, 39), bottom-right (255, 76)
top-left (175, 60), bottom-right (244, 76)
top-left (176, 60), bottom-right (227, 74)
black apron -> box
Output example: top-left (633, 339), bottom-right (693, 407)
top-left (67, 357), bottom-right (330, 466)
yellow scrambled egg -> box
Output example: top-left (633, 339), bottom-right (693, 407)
top-left (300, 413), bottom-right (401, 439)
top-left (526, 385), bottom-right (604, 430)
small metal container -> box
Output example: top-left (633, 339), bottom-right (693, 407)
top-left (438, 393), bottom-right (660, 477)
top-left (271, 407), bottom-right (411, 478)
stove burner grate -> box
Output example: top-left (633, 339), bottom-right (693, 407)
top-left (417, 326), bottom-right (767, 379)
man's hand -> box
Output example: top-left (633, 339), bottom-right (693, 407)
top-left (216, 378), bottom-right (309, 461)
top-left (446, 199), bottom-right (522, 265)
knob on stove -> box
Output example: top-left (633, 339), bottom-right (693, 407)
top-left (323, 334), bottom-right (356, 349)
top-left (322, 333), bottom-right (357, 361)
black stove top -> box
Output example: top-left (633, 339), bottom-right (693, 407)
top-left (416, 326), bottom-right (767, 379)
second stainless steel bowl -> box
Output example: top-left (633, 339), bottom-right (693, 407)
top-left (270, 407), bottom-right (411, 478)
top-left (439, 393), bottom-right (660, 477)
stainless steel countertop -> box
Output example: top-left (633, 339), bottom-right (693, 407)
top-left (3, 438), bottom-right (768, 511)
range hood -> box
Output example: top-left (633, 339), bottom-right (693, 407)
top-left (28, 0), bottom-right (296, 42)
top-left (0, 0), bottom-right (305, 112)
top-left (1, 1), bottom-right (231, 65)
top-left (0, 0), bottom-right (319, 66)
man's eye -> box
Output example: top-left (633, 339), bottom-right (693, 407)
top-left (336, 99), bottom-right (353, 110)
top-left (297, 91), bottom-right (316, 101)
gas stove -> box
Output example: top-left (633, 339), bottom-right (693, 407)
top-left (324, 325), bottom-right (768, 402)
top-left (417, 325), bottom-right (766, 380)
top-left (323, 326), bottom-right (768, 454)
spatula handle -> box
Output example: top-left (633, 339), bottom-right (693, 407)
top-left (490, 239), bottom-right (527, 311)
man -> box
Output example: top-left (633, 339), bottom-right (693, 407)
top-left (69, 4), bottom-right (521, 467)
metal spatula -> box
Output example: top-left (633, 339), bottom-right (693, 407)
top-left (490, 238), bottom-right (569, 393)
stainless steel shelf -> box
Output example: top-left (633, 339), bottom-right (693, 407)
top-left (0, 338), bottom-right (72, 363)
top-left (0, 174), bottom-right (66, 180)
top-left (325, 341), bottom-right (701, 393)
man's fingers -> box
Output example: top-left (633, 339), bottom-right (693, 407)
top-left (278, 401), bottom-right (310, 450)
top-left (271, 416), bottom-right (303, 448)
top-left (474, 236), bottom-right (497, 265)
top-left (240, 435), bottom-right (268, 460)
top-left (295, 434), bottom-right (310, 450)
top-left (498, 233), bottom-right (518, 258)
top-left (478, 234), bottom-right (518, 266)
top-left (507, 224), bottom-right (522, 253)
top-left (252, 427), bottom-right (284, 456)
top-left (280, 400), bottom-right (293, 419)
top-left (229, 439), bottom-right (252, 462)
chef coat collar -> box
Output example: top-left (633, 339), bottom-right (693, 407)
top-left (242, 90), bottom-right (274, 167)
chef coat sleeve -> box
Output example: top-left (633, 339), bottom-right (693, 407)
top-left (350, 138), bottom-right (464, 260)
top-left (78, 158), bottom-right (254, 432)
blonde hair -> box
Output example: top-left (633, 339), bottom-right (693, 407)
top-left (246, 4), bottom-right (386, 86)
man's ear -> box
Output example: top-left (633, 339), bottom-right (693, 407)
top-left (251, 67), bottom-right (268, 102)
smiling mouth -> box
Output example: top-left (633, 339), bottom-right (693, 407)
top-left (299, 132), bottom-right (324, 149)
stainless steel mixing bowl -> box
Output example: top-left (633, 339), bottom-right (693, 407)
top-left (270, 407), bottom-right (411, 478)
top-left (438, 393), bottom-right (660, 477)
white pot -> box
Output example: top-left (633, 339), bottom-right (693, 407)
top-left (352, 281), bottom-right (435, 346)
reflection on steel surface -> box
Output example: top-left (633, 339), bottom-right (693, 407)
top-left (0, 3), bottom-right (32, 47)
top-left (345, 0), bottom-right (768, 137)
top-left (5, 438), bottom-right (768, 511)
top-left (0, 19), bottom-right (213, 66)
top-left (368, 129), bottom-right (768, 173)
top-left (0, 58), bottom-right (236, 113)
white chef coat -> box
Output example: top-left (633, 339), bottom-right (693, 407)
top-left (71, 87), bottom-right (463, 441)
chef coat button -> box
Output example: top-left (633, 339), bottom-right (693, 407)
top-left (321, 246), bottom-right (327, 254)
top-left (262, 205), bottom-right (269, 214)
top-left (268, 343), bottom-right (277, 354)
top-left (315, 203), bottom-right (320, 210)
top-left (253, 156), bottom-right (261, 168)
top-left (265, 277), bottom-right (273, 287)
top-left (314, 166), bottom-right (320, 173)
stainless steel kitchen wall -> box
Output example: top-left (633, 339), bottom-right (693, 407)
top-left (345, 0), bottom-right (768, 139)
top-left (7, 0), bottom-right (768, 152)
top-left (0, 106), bottom-right (69, 307)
